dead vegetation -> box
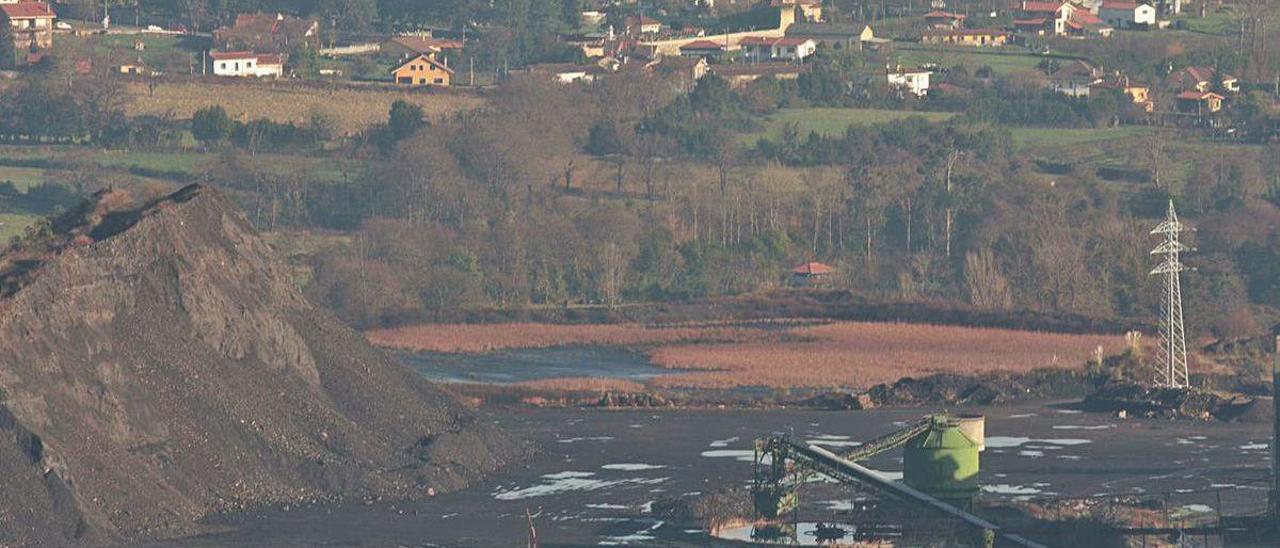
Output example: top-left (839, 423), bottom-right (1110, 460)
top-left (366, 322), bottom-right (790, 353)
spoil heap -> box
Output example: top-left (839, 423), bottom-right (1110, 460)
top-left (0, 185), bottom-right (517, 546)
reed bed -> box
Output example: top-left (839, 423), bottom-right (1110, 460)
top-left (647, 322), bottom-right (1125, 389)
top-left (366, 322), bottom-right (784, 353)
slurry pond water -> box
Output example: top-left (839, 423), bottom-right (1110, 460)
top-left (395, 345), bottom-right (665, 383)
top-left (145, 402), bottom-right (1273, 548)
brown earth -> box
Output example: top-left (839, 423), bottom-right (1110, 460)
top-left (0, 185), bottom-right (520, 546)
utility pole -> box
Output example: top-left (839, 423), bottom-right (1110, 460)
top-left (1149, 200), bottom-right (1191, 388)
top-left (1271, 334), bottom-right (1279, 518)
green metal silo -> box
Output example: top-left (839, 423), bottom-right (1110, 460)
top-left (903, 416), bottom-right (980, 510)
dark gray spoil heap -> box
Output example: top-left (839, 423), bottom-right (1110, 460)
top-left (0, 185), bottom-right (520, 546)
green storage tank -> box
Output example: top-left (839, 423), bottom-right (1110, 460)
top-left (903, 417), bottom-right (980, 509)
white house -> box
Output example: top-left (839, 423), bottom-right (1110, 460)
top-left (210, 51), bottom-right (284, 77)
top-left (740, 36), bottom-right (816, 63)
top-left (1097, 1), bottom-right (1156, 29)
top-left (886, 68), bottom-right (931, 97)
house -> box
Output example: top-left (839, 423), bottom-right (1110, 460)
top-left (1065, 9), bottom-right (1114, 37)
top-left (1, 1), bottom-right (55, 58)
top-left (1176, 90), bottom-right (1223, 115)
top-left (213, 12), bottom-right (318, 53)
top-left (1012, 16), bottom-right (1053, 36)
top-left (789, 261), bottom-right (836, 287)
top-left (885, 67), bottom-right (932, 97)
top-left (1048, 59), bottom-right (1103, 97)
top-left (707, 63), bottom-right (807, 87)
top-left (923, 10), bottom-right (967, 29)
top-left (785, 22), bottom-right (864, 50)
top-left (920, 28), bottom-right (1010, 46)
top-left (1167, 66), bottom-right (1239, 94)
top-left (1090, 75), bottom-right (1153, 111)
top-left (679, 39), bottom-right (725, 59)
top-left (624, 15), bottom-right (663, 36)
top-left (210, 51), bottom-right (284, 77)
top-left (650, 55), bottom-right (709, 87)
top-left (740, 36), bottom-right (817, 62)
top-left (382, 35), bottom-right (464, 61)
top-left (391, 53), bottom-right (453, 86)
top-left (1018, 1), bottom-right (1074, 35)
top-left (773, 0), bottom-right (824, 23)
top-left (1097, 1), bottom-right (1156, 29)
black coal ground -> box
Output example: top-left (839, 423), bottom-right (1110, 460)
top-left (138, 401), bottom-right (1273, 547)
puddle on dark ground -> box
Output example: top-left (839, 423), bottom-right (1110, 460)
top-left (138, 403), bottom-right (1272, 548)
top-left (396, 345), bottom-right (665, 384)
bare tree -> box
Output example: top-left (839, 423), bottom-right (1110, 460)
top-left (964, 249), bottom-right (1012, 310)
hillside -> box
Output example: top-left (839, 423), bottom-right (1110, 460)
top-left (0, 185), bottom-right (519, 546)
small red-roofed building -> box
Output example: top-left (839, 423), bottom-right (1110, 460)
top-left (1176, 90), bottom-right (1223, 115)
top-left (790, 262), bottom-right (837, 287)
top-left (679, 39), bottom-right (725, 60)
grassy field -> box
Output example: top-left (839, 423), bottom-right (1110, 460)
top-left (125, 80), bottom-right (485, 134)
top-left (0, 166), bottom-right (49, 191)
top-left (0, 212), bottom-right (39, 243)
top-left (370, 321), bottom-right (1125, 390)
top-left (742, 107), bottom-right (958, 142)
top-left (1011, 126), bottom-right (1155, 150)
top-left (894, 45), bottom-right (1047, 75)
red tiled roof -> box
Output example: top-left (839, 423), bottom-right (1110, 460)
top-left (680, 40), bottom-right (724, 50)
top-left (1013, 17), bottom-right (1049, 25)
top-left (1100, 1), bottom-right (1140, 9)
top-left (256, 54), bottom-right (283, 65)
top-left (1, 2), bottom-right (55, 19)
top-left (392, 53), bottom-right (454, 74)
top-left (774, 37), bottom-right (813, 46)
top-left (1021, 1), bottom-right (1064, 13)
top-left (739, 36), bottom-right (777, 46)
top-left (1071, 11), bottom-right (1105, 25)
top-left (793, 262), bottom-right (836, 275)
top-left (209, 51), bottom-right (257, 60)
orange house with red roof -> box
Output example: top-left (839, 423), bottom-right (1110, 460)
top-left (790, 262), bottom-right (837, 287)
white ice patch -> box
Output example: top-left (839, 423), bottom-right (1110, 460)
top-left (558, 436), bottom-right (615, 444)
top-left (986, 436), bottom-right (1091, 449)
top-left (494, 472), bottom-right (667, 500)
top-left (598, 520), bottom-right (664, 545)
top-left (1180, 504), bottom-right (1215, 514)
top-left (708, 436), bottom-right (739, 448)
top-left (1241, 442), bottom-right (1269, 450)
top-left (1056, 409), bottom-right (1083, 414)
top-left (1008, 413), bottom-right (1037, 419)
top-left (1018, 450), bottom-right (1045, 457)
top-left (586, 503), bottom-right (630, 510)
top-left (983, 484), bottom-right (1044, 495)
top-left (603, 464), bottom-right (667, 471)
top-left (700, 449), bottom-right (762, 463)
top-left (1052, 424), bottom-right (1114, 430)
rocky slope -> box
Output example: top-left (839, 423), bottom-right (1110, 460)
top-left (0, 185), bottom-right (519, 546)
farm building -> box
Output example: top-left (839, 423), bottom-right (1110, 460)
top-left (210, 51), bottom-right (284, 78)
top-left (790, 262), bottom-right (837, 287)
top-left (214, 12), bottom-right (318, 53)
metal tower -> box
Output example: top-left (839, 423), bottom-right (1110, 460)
top-left (1149, 200), bottom-right (1191, 388)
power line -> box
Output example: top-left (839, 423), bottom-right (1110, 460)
top-left (1149, 200), bottom-right (1191, 388)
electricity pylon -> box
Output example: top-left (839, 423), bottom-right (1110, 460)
top-left (1150, 200), bottom-right (1191, 388)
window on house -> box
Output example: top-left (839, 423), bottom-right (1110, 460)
top-left (419, 78), bottom-right (426, 84)
top-left (434, 78), bottom-right (444, 84)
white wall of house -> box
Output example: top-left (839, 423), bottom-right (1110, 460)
top-left (1099, 4), bottom-right (1155, 29)
top-left (213, 57), bottom-right (283, 77)
top-left (773, 40), bottom-right (816, 61)
top-left (887, 71), bottom-right (931, 97)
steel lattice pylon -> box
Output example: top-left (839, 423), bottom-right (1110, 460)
top-left (1150, 200), bottom-right (1191, 388)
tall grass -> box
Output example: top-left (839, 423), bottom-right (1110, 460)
top-left (367, 322), bottom-right (785, 353)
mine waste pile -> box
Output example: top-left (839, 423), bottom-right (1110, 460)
top-left (0, 185), bottom-right (518, 546)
